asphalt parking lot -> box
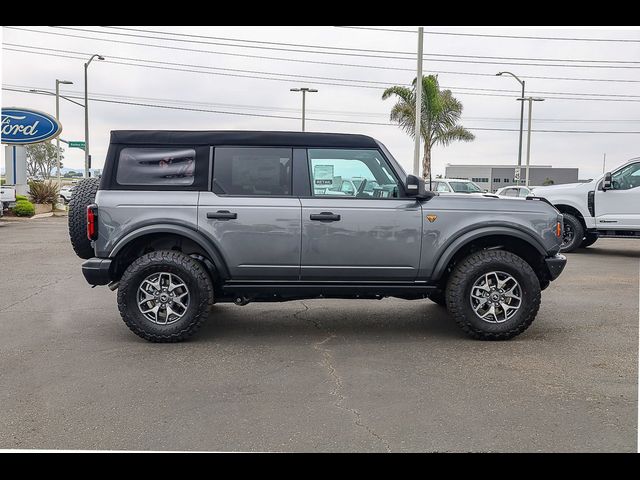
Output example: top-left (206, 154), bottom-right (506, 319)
top-left (0, 217), bottom-right (637, 452)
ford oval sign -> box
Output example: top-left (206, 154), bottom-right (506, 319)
top-left (1, 107), bottom-right (62, 145)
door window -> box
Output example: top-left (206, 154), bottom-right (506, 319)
top-left (611, 162), bottom-right (640, 190)
top-left (213, 147), bottom-right (292, 196)
top-left (308, 149), bottom-right (399, 198)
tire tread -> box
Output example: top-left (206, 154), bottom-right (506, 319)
top-left (117, 250), bottom-right (213, 343)
top-left (446, 249), bottom-right (541, 341)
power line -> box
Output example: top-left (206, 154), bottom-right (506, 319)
top-left (10, 82), bottom-right (640, 123)
top-left (5, 87), bottom-right (640, 134)
top-left (6, 45), bottom-right (640, 103)
top-left (336, 26), bottom-right (640, 43)
top-left (100, 25), bottom-right (640, 64)
top-left (6, 27), bottom-right (640, 84)
top-left (43, 26), bottom-right (640, 69)
top-left (9, 82), bottom-right (640, 122)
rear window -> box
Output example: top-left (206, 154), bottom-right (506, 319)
top-left (116, 147), bottom-right (196, 186)
top-left (213, 147), bottom-right (292, 196)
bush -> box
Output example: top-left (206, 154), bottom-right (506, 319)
top-left (13, 200), bottom-right (35, 217)
top-left (28, 180), bottom-right (59, 205)
top-left (16, 194), bottom-right (29, 202)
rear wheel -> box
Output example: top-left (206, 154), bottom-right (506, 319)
top-left (68, 178), bottom-right (100, 259)
top-left (580, 232), bottom-right (598, 249)
top-left (117, 250), bottom-right (213, 342)
top-left (559, 213), bottom-right (584, 253)
top-left (446, 250), bottom-right (541, 340)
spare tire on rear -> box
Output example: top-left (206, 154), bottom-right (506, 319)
top-left (68, 177), bottom-right (100, 259)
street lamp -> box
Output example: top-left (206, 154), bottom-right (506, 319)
top-left (290, 87), bottom-right (318, 132)
top-left (55, 80), bottom-right (73, 198)
top-left (517, 97), bottom-right (545, 187)
top-left (29, 83), bottom-right (75, 199)
top-left (84, 54), bottom-right (105, 178)
top-left (496, 71), bottom-right (525, 185)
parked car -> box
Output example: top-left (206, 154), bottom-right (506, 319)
top-left (495, 186), bottom-right (533, 198)
top-left (431, 178), bottom-right (486, 194)
top-left (59, 185), bottom-right (75, 204)
top-left (68, 130), bottom-right (566, 342)
top-left (534, 157), bottom-right (640, 252)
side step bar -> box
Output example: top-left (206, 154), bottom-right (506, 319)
top-left (222, 281), bottom-right (436, 297)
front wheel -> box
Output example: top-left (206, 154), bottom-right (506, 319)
top-left (446, 250), bottom-right (541, 340)
top-left (117, 250), bottom-right (214, 342)
top-left (559, 213), bottom-right (584, 253)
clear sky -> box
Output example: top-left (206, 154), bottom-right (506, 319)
top-left (2, 26), bottom-right (639, 180)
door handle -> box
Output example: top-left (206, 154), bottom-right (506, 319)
top-left (207, 210), bottom-right (237, 220)
top-left (310, 212), bottom-right (341, 222)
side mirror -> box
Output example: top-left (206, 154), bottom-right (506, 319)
top-left (602, 172), bottom-right (612, 191)
top-left (405, 174), bottom-right (434, 199)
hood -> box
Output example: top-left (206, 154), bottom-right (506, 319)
top-left (533, 181), bottom-right (592, 195)
top-left (425, 192), bottom-right (557, 215)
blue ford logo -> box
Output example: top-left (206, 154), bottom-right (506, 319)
top-left (1, 107), bottom-right (62, 145)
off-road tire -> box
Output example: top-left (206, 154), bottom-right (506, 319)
top-left (580, 232), bottom-right (599, 249)
top-left (117, 250), bottom-right (214, 342)
top-left (68, 178), bottom-right (100, 259)
top-left (559, 213), bottom-right (584, 253)
top-left (446, 249), bottom-right (541, 341)
top-left (429, 290), bottom-right (447, 307)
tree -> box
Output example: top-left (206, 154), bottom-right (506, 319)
top-left (542, 177), bottom-right (555, 186)
top-left (382, 75), bottom-right (475, 180)
top-left (25, 142), bottom-right (64, 179)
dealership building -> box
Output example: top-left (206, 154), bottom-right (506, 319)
top-left (444, 164), bottom-right (579, 192)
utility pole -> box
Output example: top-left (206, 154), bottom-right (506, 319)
top-left (84, 54), bottom-right (104, 178)
top-left (55, 79), bottom-right (73, 198)
top-left (414, 27), bottom-right (424, 178)
top-left (603, 153), bottom-right (606, 173)
top-left (290, 87), bottom-right (318, 132)
top-left (496, 72), bottom-right (525, 185)
top-left (517, 96), bottom-right (545, 187)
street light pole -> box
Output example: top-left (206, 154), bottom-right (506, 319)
top-left (413, 27), bottom-right (424, 178)
top-left (496, 71), bottom-right (525, 185)
top-left (517, 96), bottom-right (545, 187)
top-left (55, 80), bottom-right (73, 198)
top-left (290, 88), bottom-right (318, 131)
top-left (84, 54), bottom-right (104, 178)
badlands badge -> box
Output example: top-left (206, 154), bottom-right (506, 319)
top-left (426, 214), bottom-right (437, 223)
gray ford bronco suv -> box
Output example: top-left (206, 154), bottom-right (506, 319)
top-left (68, 131), bottom-right (566, 342)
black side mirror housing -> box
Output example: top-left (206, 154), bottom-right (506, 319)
top-left (406, 174), bottom-right (435, 199)
top-left (602, 172), bottom-right (612, 191)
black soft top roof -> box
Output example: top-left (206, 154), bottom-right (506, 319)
top-left (109, 130), bottom-right (379, 148)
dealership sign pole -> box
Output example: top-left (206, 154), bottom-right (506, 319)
top-left (1, 107), bottom-right (63, 196)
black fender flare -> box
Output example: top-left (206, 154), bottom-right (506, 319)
top-left (109, 223), bottom-right (230, 279)
top-left (430, 226), bottom-right (547, 282)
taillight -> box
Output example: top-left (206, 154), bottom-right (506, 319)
top-left (87, 204), bottom-right (98, 241)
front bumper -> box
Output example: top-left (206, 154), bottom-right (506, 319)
top-left (82, 258), bottom-right (112, 285)
top-left (544, 254), bottom-right (567, 281)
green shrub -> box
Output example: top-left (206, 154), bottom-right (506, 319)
top-left (28, 180), bottom-right (59, 205)
top-left (16, 194), bottom-right (29, 202)
top-left (13, 200), bottom-right (35, 217)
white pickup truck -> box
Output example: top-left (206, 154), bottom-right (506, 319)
top-left (534, 157), bottom-right (640, 252)
top-left (1, 184), bottom-right (17, 216)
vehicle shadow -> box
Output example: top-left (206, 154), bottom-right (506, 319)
top-left (195, 302), bottom-right (466, 343)
top-left (571, 246), bottom-right (640, 259)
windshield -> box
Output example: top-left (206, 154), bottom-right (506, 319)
top-left (449, 181), bottom-right (482, 193)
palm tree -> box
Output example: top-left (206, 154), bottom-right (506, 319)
top-left (382, 75), bottom-right (475, 180)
